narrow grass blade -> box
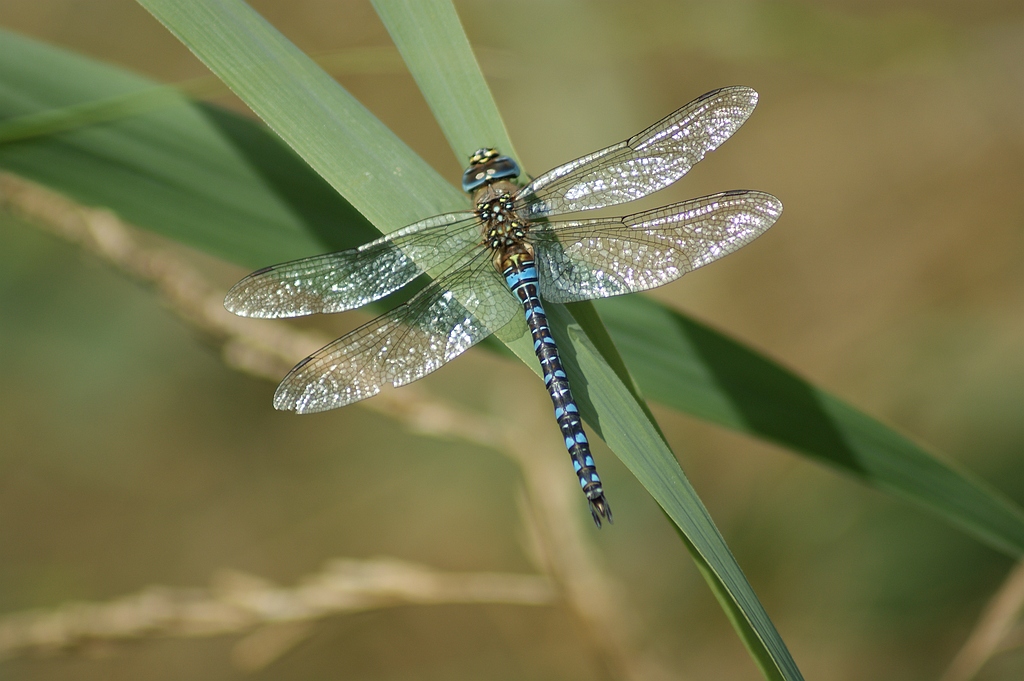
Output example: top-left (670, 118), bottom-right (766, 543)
top-left (0, 46), bottom-right (408, 147)
top-left (600, 295), bottom-right (1024, 556)
top-left (0, 28), bottom-right (370, 266)
top-left (3, 26), bottom-right (1021, 565)
top-left (137, 0), bottom-right (464, 230)
top-left (3, 23), bottom-right (1024, 678)
top-left (376, 2), bottom-right (800, 677)
top-left (371, 0), bottom-right (519, 163)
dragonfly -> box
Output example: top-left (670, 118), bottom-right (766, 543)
top-left (225, 86), bottom-right (782, 528)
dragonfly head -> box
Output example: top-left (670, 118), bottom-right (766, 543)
top-left (462, 148), bottom-right (521, 193)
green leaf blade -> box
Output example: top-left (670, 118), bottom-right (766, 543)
top-left (372, 2), bottom-right (802, 678)
top-left (3, 16), bottom-right (1024, 679)
top-left (371, 0), bottom-right (519, 163)
top-left (0, 28), bottom-right (350, 266)
top-left (600, 294), bottom-right (1024, 556)
top-left (4, 25), bottom-right (1020, 567)
top-left (139, 0), bottom-right (464, 229)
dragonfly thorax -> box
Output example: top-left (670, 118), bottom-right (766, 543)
top-left (476, 190), bottom-right (530, 251)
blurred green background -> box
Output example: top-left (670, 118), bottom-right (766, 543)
top-left (2, 0), bottom-right (1024, 679)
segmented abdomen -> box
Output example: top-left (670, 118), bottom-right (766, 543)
top-left (502, 257), bottom-right (612, 527)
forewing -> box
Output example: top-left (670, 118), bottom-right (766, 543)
top-left (273, 253), bottom-right (521, 413)
top-left (224, 211), bottom-right (481, 318)
top-left (517, 87), bottom-right (759, 218)
top-left (531, 191), bottom-right (782, 303)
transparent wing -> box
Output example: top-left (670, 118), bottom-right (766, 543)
top-left (273, 252), bottom-right (521, 413)
top-left (531, 191), bottom-right (782, 303)
top-left (516, 87), bottom-right (759, 218)
top-left (224, 211), bottom-right (481, 318)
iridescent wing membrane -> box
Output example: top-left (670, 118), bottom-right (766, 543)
top-left (226, 86), bottom-right (779, 413)
top-left (516, 86), bottom-right (759, 218)
top-left (532, 191), bottom-right (782, 303)
top-left (272, 251), bottom-right (521, 413)
top-left (225, 211), bottom-right (480, 318)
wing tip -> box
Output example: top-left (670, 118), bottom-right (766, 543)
top-left (223, 280), bottom-right (311, 319)
top-left (223, 287), bottom-right (251, 317)
top-left (706, 84), bottom-right (758, 107)
top-left (740, 190), bottom-right (785, 225)
top-left (273, 357), bottom-right (372, 415)
top-left (752, 190), bottom-right (784, 219)
top-left (273, 388), bottom-right (363, 415)
top-left (224, 272), bottom-right (269, 317)
top-left (273, 385), bottom-right (306, 414)
top-left (715, 190), bottom-right (784, 236)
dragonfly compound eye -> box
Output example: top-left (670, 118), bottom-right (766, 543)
top-left (461, 153), bottom-right (521, 192)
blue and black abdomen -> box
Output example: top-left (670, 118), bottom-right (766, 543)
top-left (502, 257), bottom-right (612, 527)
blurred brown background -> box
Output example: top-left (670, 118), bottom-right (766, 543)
top-left (2, 0), bottom-right (1024, 679)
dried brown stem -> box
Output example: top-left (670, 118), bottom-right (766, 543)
top-left (0, 172), bottom-right (495, 446)
top-left (940, 560), bottom-right (1024, 681)
top-left (0, 558), bottom-right (554, 665)
top-left (0, 172), bottom-right (667, 679)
